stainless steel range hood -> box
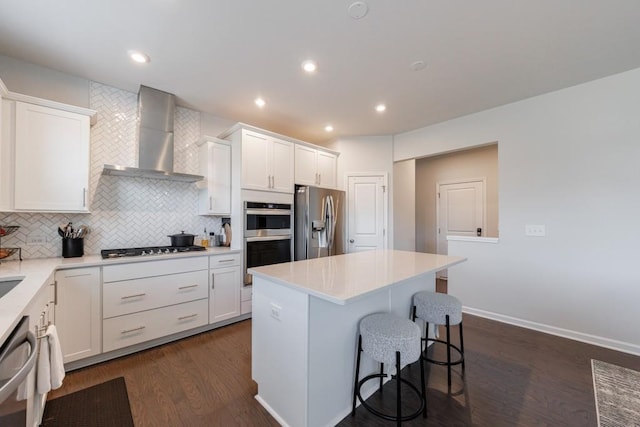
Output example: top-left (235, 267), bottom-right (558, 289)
top-left (102, 85), bottom-right (204, 182)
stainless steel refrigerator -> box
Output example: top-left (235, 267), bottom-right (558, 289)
top-left (294, 185), bottom-right (345, 260)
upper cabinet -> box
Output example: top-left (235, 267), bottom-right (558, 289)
top-left (241, 130), bottom-right (294, 193)
top-left (198, 137), bottom-right (231, 215)
top-left (0, 91), bottom-right (96, 213)
top-left (294, 145), bottom-right (337, 189)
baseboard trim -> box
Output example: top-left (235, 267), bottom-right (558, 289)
top-left (255, 395), bottom-right (291, 427)
top-left (463, 306), bottom-right (640, 356)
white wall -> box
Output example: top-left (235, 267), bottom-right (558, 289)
top-left (394, 67), bottom-right (640, 354)
top-left (0, 54), bottom-right (89, 107)
top-left (393, 159), bottom-right (415, 251)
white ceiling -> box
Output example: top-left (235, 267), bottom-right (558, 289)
top-left (1, 1), bottom-right (640, 144)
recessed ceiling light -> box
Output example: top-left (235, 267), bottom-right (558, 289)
top-left (255, 97), bottom-right (266, 108)
top-left (302, 60), bottom-right (317, 73)
top-left (375, 103), bottom-right (386, 113)
top-left (348, 1), bottom-right (369, 19)
top-left (411, 60), bottom-right (427, 71)
top-left (325, 125), bottom-right (334, 132)
top-left (128, 50), bottom-right (150, 64)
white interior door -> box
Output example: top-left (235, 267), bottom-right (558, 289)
top-left (347, 175), bottom-right (386, 253)
top-left (437, 180), bottom-right (485, 277)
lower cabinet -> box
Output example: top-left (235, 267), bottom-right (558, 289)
top-left (241, 285), bottom-right (252, 315)
top-left (103, 299), bottom-right (208, 352)
top-left (210, 253), bottom-right (242, 323)
top-left (102, 257), bottom-right (209, 353)
top-left (54, 267), bottom-right (101, 364)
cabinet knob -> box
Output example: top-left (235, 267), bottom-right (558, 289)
top-left (349, 239), bottom-right (355, 243)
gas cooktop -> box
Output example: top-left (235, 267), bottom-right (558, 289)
top-left (101, 245), bottom-right (207, 259)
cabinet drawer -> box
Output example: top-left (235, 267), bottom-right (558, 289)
top-left (103, 299), bottom-right (208, 352)
top-left (210, 253), bottom-right (241, 268)
top-left (103, 270), bottom-right (208, 318)
top-left (103, 257), bottom-right (208, 282)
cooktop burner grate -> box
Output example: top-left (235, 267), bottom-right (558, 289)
top-left (101, 245), bottom-right (207, 259)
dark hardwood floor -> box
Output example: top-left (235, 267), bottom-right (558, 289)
top-left (49, 314), bottom-right (640, 426)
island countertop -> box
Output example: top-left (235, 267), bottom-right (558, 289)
top-left (248, 249), bottom-right (466, 305)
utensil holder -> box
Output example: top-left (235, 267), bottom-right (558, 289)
top-left (62, 238), bottom-right (84, 258)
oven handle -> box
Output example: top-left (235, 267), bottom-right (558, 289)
top-left (0, 330), bottom-right (37, 402)
top-left (245, 209), bottom-right (292, 216)
top-left (245, 235), bottom-right (292, 242)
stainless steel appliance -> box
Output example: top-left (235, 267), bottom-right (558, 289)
top-left (101, 245), bottom-right (206, 258)
top-left (0, 316), bottom-right (37, 427)
top-left (294, 185), bottom-right (345, 260)
top-left (244, 202), bottom-right (292, 285)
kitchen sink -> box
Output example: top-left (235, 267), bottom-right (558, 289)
top-left (0, 277), bottom-right (24, 299)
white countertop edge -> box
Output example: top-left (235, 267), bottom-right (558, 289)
top-left (249, 253), bottom-right (467, 305)
top-left (0, 247), bottom-right (241, 343)
top-left (447, 236), bottom-right (499, 243)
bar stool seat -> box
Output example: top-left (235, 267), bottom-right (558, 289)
top-left (412, 291), bottom-right (465, 393)
top-left (352, 313), bottom-right (426, 425)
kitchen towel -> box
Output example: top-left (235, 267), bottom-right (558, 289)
top-left (37, 325), bottom-right (65, 394)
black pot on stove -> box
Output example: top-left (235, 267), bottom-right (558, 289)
top-left (168, 231), bottom-right (195, 247)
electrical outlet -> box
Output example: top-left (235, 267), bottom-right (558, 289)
top-left (525, 225), bottom-right (546, 237)
top-left (270, 303), bottom-right (282, 320)
top-left (26, 234), bottom-right (47, 245)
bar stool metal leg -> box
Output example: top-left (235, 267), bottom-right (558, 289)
top-left (446, 314), bottom-right (452, 392)
top-left (395, 351), bottom-right (401, 427)
top-left (352, 335), bottom-right (362, 416)
top-left (460, 320), bottom-right (465, 372)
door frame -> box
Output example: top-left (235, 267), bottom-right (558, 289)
top-left (435, 177), bottom-right (487, 256)
top-left (345, 172), bottom-right (389, 252)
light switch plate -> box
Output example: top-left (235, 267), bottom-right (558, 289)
top-left (525, 224), bottom-right (546, 237)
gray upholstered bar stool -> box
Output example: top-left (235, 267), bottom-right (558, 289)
top-left (352, 313), bottom-right (426, 425)
top-left (412, 291), bottom-right (465, 392)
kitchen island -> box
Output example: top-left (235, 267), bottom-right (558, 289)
top-left (249, 249), bottom-right (466, 427)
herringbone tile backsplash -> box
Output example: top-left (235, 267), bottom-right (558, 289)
top-left (0, 82), bottom-right (223, 259)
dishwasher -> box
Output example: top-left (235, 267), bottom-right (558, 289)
top-left (0, 316), bottom-right (37, 427)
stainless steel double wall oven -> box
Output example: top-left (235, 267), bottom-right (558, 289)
top-left (243, 201), bottom-right (292, 285)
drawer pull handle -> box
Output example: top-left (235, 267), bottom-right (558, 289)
top-left (178, 284), bottom-right (198, 290)
top-left (121, 293), bottom-right (146, 300)
top-left (121, 326), bottom-right (145, 334)
top-left (218, 259), bottom-right (234, 263)
top-left (178, 314), bottom-right (198, 321)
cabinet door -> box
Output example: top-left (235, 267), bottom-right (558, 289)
top-left (14, 102), bottom-right (89, 211)
top-left (270, 137), bottom-right (294, 193)
top-left (55, 268), bottom-right (101, 363)
top-left (210, 266), bottom-right (241, 323)
top-left (294, 145), bottom-right (318, 186)
top-left (242, 131), bottom-right (270, 191)
top-left (0, 99), bottom-right (14, 211)
top-left (199, 140), bottom-right (231, 215)
top-left (316, 150), bottom-right (337, 189)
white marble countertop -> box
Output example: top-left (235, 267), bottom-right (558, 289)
top-left (248, 249), bottom-right (466, 305)
top-left (0, 247), bottom-right (240, 344)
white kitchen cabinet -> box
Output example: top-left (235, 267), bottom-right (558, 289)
top-left (21, 272), bottom-right (55, 427)
top-left (209, 253), bottom-right (242, 323)
top-left (102, 257), bottom-right (209, 352)
top-left (241, 285), bottom-right (252, 315)
top-left (13, 101), bottom-right (91, 211)
top-left (0, 99), bottom-right (14, 211)
top-left (241, 130), bottom-right (294, 193)
top-left (294, 144), bottom-right (337, 189)
top-left (198, 137), bottom-right (231, 215)
top-left (55, 267), bottom-right (101, 364)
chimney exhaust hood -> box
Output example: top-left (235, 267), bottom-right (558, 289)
top-left (102, 85), bottom-right (204, 183)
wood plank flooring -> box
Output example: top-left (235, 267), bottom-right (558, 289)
top-left (49, 315), bottom-right (640, 426)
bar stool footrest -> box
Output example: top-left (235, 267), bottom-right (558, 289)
top-left (355, 373), bottom-right (425, 422)
top-left (423, 338), bottom-right (464, 366)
